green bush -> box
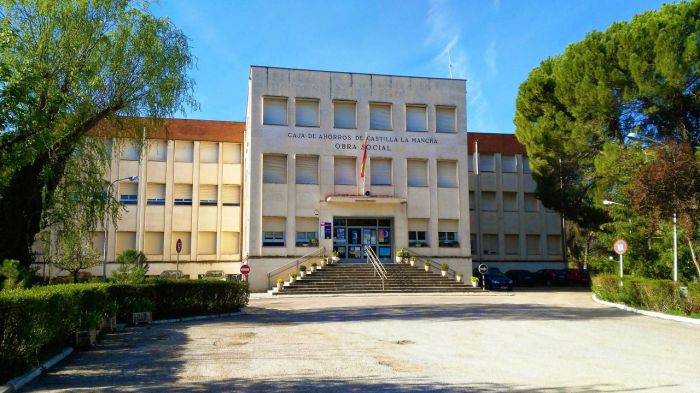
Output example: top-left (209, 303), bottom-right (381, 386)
top-left (0, 280), bottom-right (249, 383)
top-left (685, 282), bottom-right (700, 314)
top-left (592, 274), bottom-right (688, 314)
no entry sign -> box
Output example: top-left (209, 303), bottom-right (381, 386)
top-left (240, 264), bottom-right (250, 275)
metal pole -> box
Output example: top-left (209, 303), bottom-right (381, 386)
top-left (673, 212), bottom-right (678, 282)
top-left (619, 254), bottom-right (623, 279)
top-left (176, 252), bottom-right (180, 277)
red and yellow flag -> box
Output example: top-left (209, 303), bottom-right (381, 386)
top-left (360, 133), bottom-right (368, 178)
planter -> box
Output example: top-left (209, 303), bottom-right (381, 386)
top-left (311, 266), bottom-right (316, 273)
top-left (409, 260), bottom-right (415, 267)
top-left (101, 315), bottom-right (117, 332)
top-left (471, 281), bottom-right (479, 288)
top-left (332, 256), bottom-right (340, 263)
top-left (300, 271), bottom-right (306, 278)
top-left (441, 270), bottom-right (448, 277)
top-left (456, 275), bottom-right (463, 283)
top-left (132, 311), bottom-right (152, 325)
top-left (320, 259), bottom-right (326, 267)
top-left (424, 265), bottom-right (430, 272)
top-left (395, 256), bottom-right (403, 263)
top-left (75, 329), bottom-right (97, 348)
top-left (277, 282), bottom-right (283, 291)
top-left (289, 276), bottom-right (296, 284)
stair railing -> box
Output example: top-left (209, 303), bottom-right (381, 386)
top-left (409, 250), bottom-right (459, 280)
top-left (266, 247), bottom-right (325, 289)
top-left (365, 245), bottom-right (388, 291)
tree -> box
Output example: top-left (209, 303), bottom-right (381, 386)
top-left (111, 248), bottom-right (148, 284)
top-left (52, 226), bottom-right (102, 284)
top-left (0, 0), bottom-right (197, 269)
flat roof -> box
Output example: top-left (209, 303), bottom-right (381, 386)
top-left (467, 132), bottom-right (526, 155)
top-left (90, 117), bottom-right (245, 143)
top-left (250, 65), bottom-right (467, 83)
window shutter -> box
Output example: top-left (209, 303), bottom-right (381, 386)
top-left (438, 219), bottom-right (458, 232)
top-left (199, 185), bottom-right (217, 202)
top-left (370, 158), bottom-right (391, 185)
top-left (200, 142), bottom-right (219, 163)
top-left (147, 141), bottom-right (167, 161)
top-left (502, 155), bottom-right (516, 173)
top-left (407, 159), bottom-right (428, 187)
top-left (296, 155), bottom-right (319, 184)
top-left (334, 101), bottom-right (356, 129)
top-left (263, 97), bottom-right (287, 125)
top-left (437, 161), bottom-right (457, 188)
top-left (120, 182), bottom-right (138, 196)
top-left (122, 141), bottom-right (140, 161)
top-left (222, 185), bottom-right (240, 204)
top-left (174, 184), bottom-right (192, 200)
top-left (523, 157), bottom-right (531, 173)
top-left (263, 155), bottom-right (287, 184)
top-left (436, 106), bottom-right (456, 132)
top-left (406, 105), bottom-right (426, 132)
top-left (334, 157), bottom-right (356, 185)
top-left (174, 141), bottom-right (194, 162)
top-left (370, 103), bottom-right (391, 130)
top-left (295, 99), bottom-right (319, 127)
top-left (147, 184), bottom-right (165, 200)
top-left (479, 154), bottom-right (495, 172)
top-left (223, 143), bottom-right (241, 164)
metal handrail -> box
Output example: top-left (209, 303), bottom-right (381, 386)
top-left (408, 250), bottom-right (459, 280)
top-left (365, 246), bottom-right (387, 291)
top-left (266, 247), bottom-right (325, 288)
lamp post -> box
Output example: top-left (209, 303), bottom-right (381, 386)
top-left (625, 132), bottom-right (678, 282)
top-left (103, 175), bottom-right (139, 281)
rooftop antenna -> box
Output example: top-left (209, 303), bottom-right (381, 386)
top-left (447, 49), bottom-right (453, 79)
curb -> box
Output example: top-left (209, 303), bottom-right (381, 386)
top-left (151, 310), bottom-right (244, 325)
top-left (0, 347), bottom-right (73, 393)
top-left (253, 291), bottom-right (514, 299)
top-left (592, 294), bottom-right (700, 325)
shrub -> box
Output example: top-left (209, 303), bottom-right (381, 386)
top-left (423, 261), bottom-right (430, 267)
top-left (591, 274), bottom-right (621, 303)
top-left (470, 276), bottom-right (479, 283)
top-left (276, 278), bottom-right (285, 284)
top-left (684, 282), bottom-right (700, 314)
top-left (299, 265), bottom-right (307, 272)
top-left (440, 263), bottom-right (450, 271)
top-left (111, 248), bottom-right (149, 284)
top-left (592, 274), bottom-right (688, 314)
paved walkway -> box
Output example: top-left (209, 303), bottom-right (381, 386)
top-left (24, 289), bottom-right (700, 392)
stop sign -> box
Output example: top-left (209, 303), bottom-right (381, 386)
top-left (240, 264), bottom-right (250, 275)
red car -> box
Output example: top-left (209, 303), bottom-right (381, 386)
top-left (566, 269), bottom-right (591, 286)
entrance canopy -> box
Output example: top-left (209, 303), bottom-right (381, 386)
top-left (325, 195), bottom-right (406, 204)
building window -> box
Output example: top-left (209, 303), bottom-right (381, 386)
top-left (436, 106), bottom-right (456, 133)
top-left (199, 184), bottom-right (218, 206)
top-left (223, 143), bottom-right (241, 164)
top-left (505, 234), bottom-right (519, 255)
top-left (334, 157), bottom-right (356, 185)
top-left (221, 231), bottom-right (240, 254)
top-left (407, 159), bottom-right (428, 187)
top-left (408, 231), bottom-right (428, 247)
top-left (146, 183), bottom-right (165, 205)
top-left (263, 96), bottom-right (287, 126)
top-left (263, 154), bottom-right (287, 184)
top-left (222, 185), bottom-right (240, 206)
top-left (295, 98), bottom-right (319, 127)
top-left (119, 182), bottom-right (138, 205)
top-left (437, 160), bottom-right (457, 188)
top-left (480, 191), bottom-right (497, 211)
top-left (547, 235), bottom-right (562, 255)
top-left (526, 235), bottom-right (540, 255)
top-left (172, 232), bottom-right (191, 254)
top-left (406, 105), bottom-right (427, 132)
top-left (144, 232), bottom-right (164, 255)
top-left (438, 232), bottom-right (458, 247)
top-left (370, 158), bottom-right (392, 186)
top-left (468, 154), bottom-right (474, 172)
top-left (523, 157), bottom-right (532, 174)
top-left (147, 140), bottom-right (167, 161)
top-left (296, 155), bottom-right (319, 185)
top-left (524, 193), bottom-right (539, 212)
top-left (479, 154), bottom-right (495, 172)
top-left (469, 191), bottom-right (475, 211)
top-left (470, 234), bottom-right (478, 254)
top-left (369, 102), bottom-right (392, 130)
top-left (199, 231), bottom-right (217, 254)
top-left (174, 141), bottom-right (194, 162)
top-left (502, 155), bottom-right (516, 173)
top-left (121, 140), bottom-right (140, 161)
top-left (174, 183), bottom-right (193, 205)
top-left (334, 100), bottom-right (356, 129)
top-left (296, 231), bottom-right (319, 247)
top-left (116, 231), bottom-right (136, 255)
top-left (503, 192), bottom-right (517, 212)
top-left (263, 217), bottom-right (286, 247)
top-left (482, 234), bottom-right (498, 255)
top-left (200, 142), bottom-right (219, 163)
top-left (263, 231), bottom-right (285, 247)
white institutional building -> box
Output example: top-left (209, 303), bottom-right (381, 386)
top-left (37, 66), bottom-right (565, 291)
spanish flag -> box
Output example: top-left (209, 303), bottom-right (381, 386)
top-left (360, 132), bottom-right (368, 178)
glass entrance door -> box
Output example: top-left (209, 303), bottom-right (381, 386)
top-left (333, 218), bottom-right (392, 263)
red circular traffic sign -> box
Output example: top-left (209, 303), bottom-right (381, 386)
top-left (613, 239), bottom-right (628, 255)
top-left (176, 238), bottom-right (182, 253)
top-left (240, 264), bottom-right (250, 275)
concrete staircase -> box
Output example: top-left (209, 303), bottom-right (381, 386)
top-left (274, 263), bottom-right (480, 295)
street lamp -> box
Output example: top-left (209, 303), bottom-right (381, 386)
top-left (624, 133), bottom-right (679, 282)
top-left (103, 175), bottom-right (139, 281)
top-left (602, 199), bottom-right (624, 207)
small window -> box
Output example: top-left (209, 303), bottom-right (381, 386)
top-left (147, 140), bottom-right (167, 161)
top-left (263, 231), bottom-right (285, 247)
top-left (335, 157), bottom-right (356, 185)
top-left (200, 142), bottom-right (219, 163)
top-left (505, 234), bottom-right (519, 255)
top-left (121, 140), bottom-right (140, 161)
top-left (468, 154), bottom-right (474, 172)
top-left (334, 101), bottom-right (356, 129)
top-left (480, 191), bottom-right (497, 211)
top-left (199, 231), bottom-right (217, 254)
top-left (370, 102), bottom-right (392, 130)
top-left (502, 155), bottom-right (516, 173)
top-left (406, 105), bottom-right (427, 132)
top-left (525, 193), bottom-right (539, 212)
top-left (119, 182), bottom-right (138, 205)
top-left (146, 183), bottom-right (165, 205)
top-left (263, 97), bottom-right (287, 126)
top-left (438, 232), bottom-right (459, 247)
top-left (479, 154), bottom-right (495, 172)
top-left (523, 157), bottom-right (532, 174)
top-left (174, 184), bottom-right (193, 205)
top-left (526, 235), bottom-right (540, 255)
top-left (295, 99), bottom-right (319, 127)
top-left (263, 154), bottom-right (287, 184)
top-left (408, 231), bottom-right (428, 247)
top-left (482, 234), bottom-right (499, 255)
top-left (437, 160), bottom-right (457, 188)
top-left (407, 159), bottom-right (428, 187)
top-left (470, 234), bottom-right (478, 254)
top-left (296, 232), bottom-right (319, 247)
top-left (174, 141), bottom-right (194, 162)
top-left (469, 191), bottom-right (475, 211)
top-left (199, 185), bottom-right (218, 205)
top-left (223, 143), bottom-right (241, 164)
top-left (436, 106), bottom-right (456, 133)
top-left (503, 192), bottom-right (517, 212)
top-left (370, 158), bottom-right (392, 186)
top-left (296, 155), bottom-right (319, 185)
top-left (547, 235), bottom-right (562, 255)
top-left (222, 185), bottom-right (240, 206)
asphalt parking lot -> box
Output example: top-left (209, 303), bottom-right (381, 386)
top-left (23, 289), bottom-right (700, 392)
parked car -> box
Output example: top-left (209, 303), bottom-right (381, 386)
top-left (534, 269), bottom-right (568, 286)
top-left (473, 267), bottom-right (513, 290)
top-left (160, 270), bottom-right (186, 279)
top-left (566, 268), bottom-right (591, 286)
top-left (505, 269), bottom-right (537, 287)
top-left (199, 270), bottom-right (226, 280)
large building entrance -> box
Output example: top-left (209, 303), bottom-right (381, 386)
top-left (332, 218), bottom-right (393, 263)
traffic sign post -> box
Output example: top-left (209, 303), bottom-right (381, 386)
top-left (176, 238), bottom-right (182, 278)
top-left (240, 264), bottom-right (250, 279)
top-left (478, 264), bottom-right (488, 291)
top-left (613, 239), bottom-right (628, 283)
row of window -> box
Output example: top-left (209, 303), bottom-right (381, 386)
top-left (118, 140), bottom-right (242, 164)
top-left (470, 191), bottom-right (542, 212)
top-left (263, 96), bottom-right (457, 133)
top-left (264, 154), bottom-right (460, 188)
top-left (118, 183), bottom-right (241, 206)
top-left (473, 234), bottom-right (561, 256)
top-left (468, 154), bottom-right (531, 174)
top-left (262, 230), bottom-right (460, 248)
top-left (98, 231), bottom-right (241, 255)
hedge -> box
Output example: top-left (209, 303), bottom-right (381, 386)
top-left (0, 280), bottom-right (248, 383)
top-left (592, 274), bottom-right (699, 315)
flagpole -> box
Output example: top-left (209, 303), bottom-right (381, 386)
top-left (361, 131), bottom-right (368, 196)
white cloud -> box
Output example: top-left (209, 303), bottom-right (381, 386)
top-left (484, 41), bottom-right (497, 77)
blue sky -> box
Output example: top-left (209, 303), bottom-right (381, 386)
top-left (154, 0), bottom-right (670, 134)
